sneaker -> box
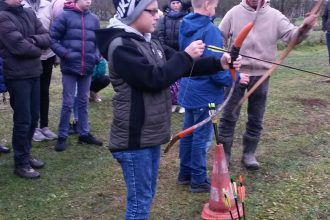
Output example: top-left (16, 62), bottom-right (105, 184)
top-left (54, 137), bottom-right (67, 152)
top-left (189, 179), bottom-right (211, 193)
top-left (40, 127), bottom-right (58, 140)
top-left (178, 107), bottom-right (185, 114)
top-left (0, 145), bottom-right (10, 154)
top-left (171, 105), bottom-right (178, 113)
top-left (14, 166), bottom-right (40, 179)
top-left (32, 128), bottom-right (48, 142)
top-left (177, 175), bottom-right (191, 185)
top-left (78, 133), bottom-right (103, 146)
top-left (94, 93), bottom-right (102, 102)
top-left (90, 91), bottom-right (102, 103)
top-left (29, 157), bottom-right (45, 169)
top-left (68, 121), bottom-right (78, 135)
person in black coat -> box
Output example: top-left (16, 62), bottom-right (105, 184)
top-left (0, 0), bottom-right (51, 178)
top-left (156, 0), bottom-right (189, 113)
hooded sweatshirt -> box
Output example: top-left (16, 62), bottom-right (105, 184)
top-left (95, 18), bottom-right (225, 151)
top-left (220, 0), bottom-right (299, 76)
top-left (178, 13), bottom-right (235, 109)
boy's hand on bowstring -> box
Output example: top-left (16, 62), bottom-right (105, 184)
top-left (184, 40), bottom-right (205, 59)
top-left (220, 53), bottom-right (242, 70)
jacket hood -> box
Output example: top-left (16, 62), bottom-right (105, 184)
top-left (180, 13), bottom-right (212, 39)
top-left (0, 1), bottom-right (24, 13)
top-left (96, 18), bottom-right (147, 59)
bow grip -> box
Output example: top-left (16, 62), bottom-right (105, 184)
top-left (229, 46), bottom-right (240, 81)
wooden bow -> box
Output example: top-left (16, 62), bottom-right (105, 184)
top-left (236, 0), bottom-right (324, 108)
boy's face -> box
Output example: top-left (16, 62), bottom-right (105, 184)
top-left (131, 1), bottom-right (160, 34)
top-left (76, 0), bottom-right (92, 11)
top-left (205, 0), bottom-right (218, 17)
top-left (170, 1), bottom-right (182, 12)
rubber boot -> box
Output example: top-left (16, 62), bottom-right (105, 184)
top-left (242, 134), bottom-right (260, 170)
top-left (219, 136), bottom-right (233, 168)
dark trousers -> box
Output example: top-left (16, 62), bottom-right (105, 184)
top-left (40, 56), bottom-right (56, 128)
top-left (219, 76), bottom-right (269, 141)
top-left (7, 77), bottom-right (40, 168)
top-left (90, 75), bottom-right (110, 93)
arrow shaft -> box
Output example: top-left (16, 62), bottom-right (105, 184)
top-left (207, 45), bottom-right (330, 79)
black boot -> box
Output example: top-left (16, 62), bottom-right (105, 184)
top-left (219, 136), bottom-right (233, 167)
top-left (242, 134), bottom-right (260, 170)
top-left (54, 137), bottom-right (67, 152)
top-left (0, 145), bottom-right (10, 154)
top-left (78, 133), bottom-right (103, 146)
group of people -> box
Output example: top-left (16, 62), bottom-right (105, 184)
top-left (0, 0), bottom-right (110, 179)
top-left (0, 0), bottom-right (319, 219)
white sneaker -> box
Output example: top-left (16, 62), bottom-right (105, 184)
top-left (178, 107), bottom-right (185, 114)
top-left (171, 105), bottom-right (178, 113)
top-left (33, 128), bottom-right (48, 142)
top-left (90, 91), bottom-right (102, 103)
top-left (40, 127), bottom-right (58, 140)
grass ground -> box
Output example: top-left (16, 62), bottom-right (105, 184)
top-left (0, 45), bottom-right (329, 220)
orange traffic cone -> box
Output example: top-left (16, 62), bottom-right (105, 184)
top-left (201, 144), bottom-right (243, 220)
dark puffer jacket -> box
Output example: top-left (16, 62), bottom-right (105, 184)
top-left (0, 1), bottom-right (50, 79)
top-left (50, 3), bottom-right (100, 75)
top-left (96, 26), bottom-right (225, 152)
top-left (156, 10), bottom-right (189, 50)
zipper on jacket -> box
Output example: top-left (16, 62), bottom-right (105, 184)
top-left (81, 13), bottom-right (85, 75)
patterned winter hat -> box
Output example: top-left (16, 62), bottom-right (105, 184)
top-left (169, 0), bottom-right (182, 3)
top-left (113, 0), bottom-right (155, 25)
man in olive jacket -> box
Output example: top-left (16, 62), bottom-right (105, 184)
top-left (0, 0), bottom-right (51, 179)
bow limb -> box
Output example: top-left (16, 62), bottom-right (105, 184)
top-left (236, 0), bottom-right (324, 108)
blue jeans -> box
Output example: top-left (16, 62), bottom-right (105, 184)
top-left (326, 32), bottom-right (330, 65)
top-left (219, 76), bottom-right (269, 141)
top-left (179, 107), bottom-right (212, 185)
top-left (6, 77), bottom-right (40, 168)
top-left (112, 146), bottom-right (160, 220)
top-left (58, 74), bottom-right (91, 138)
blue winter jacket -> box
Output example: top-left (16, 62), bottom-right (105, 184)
top-left (0, 55), bottom-right (6, 93)
top-left (178, 13), bottom-right (237, 109)
top-left (50, 4), bottom-right (100, 75)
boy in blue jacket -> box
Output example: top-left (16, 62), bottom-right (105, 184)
top-left (50, 0), bottom-right (102, 151)
top-left (177, 0), bottom-right (249, 193)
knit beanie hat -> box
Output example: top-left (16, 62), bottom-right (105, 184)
top-left (169, 0), bottom-right (182, 3)
top-left (113, 0), bottom-right (155, 25)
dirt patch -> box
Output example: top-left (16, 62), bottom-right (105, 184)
top-left (293, 97), bottom-right (328, 108)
